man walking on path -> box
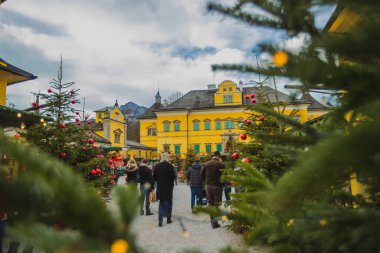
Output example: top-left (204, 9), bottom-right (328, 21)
top-left (153, 153), bottom-right (176, 227)
top-left (138, 159), bottom-right (155, 216)
top-left (200, 151), bottom-right (225, 229)
top-left (186, 159), bottom-right (204, 212)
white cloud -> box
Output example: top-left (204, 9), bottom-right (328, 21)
top-left (1, 0), bottom-right (273, 112)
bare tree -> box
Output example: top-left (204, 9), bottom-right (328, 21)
top-left (165, 91), bottom-right (183, 105)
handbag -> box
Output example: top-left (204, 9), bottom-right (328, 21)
top-left (149, 191), bottom-right (156, 202)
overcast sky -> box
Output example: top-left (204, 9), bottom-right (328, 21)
top-left (0, 0), bottom-right (334, 113)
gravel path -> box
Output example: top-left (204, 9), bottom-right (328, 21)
top-left (118, 177), bottom-right (263, 253)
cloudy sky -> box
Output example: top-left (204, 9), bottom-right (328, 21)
top-left (0, 0), bottom-right (334, 113)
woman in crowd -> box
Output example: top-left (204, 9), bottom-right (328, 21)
top-left (125, 158), bottom-right (139, 186)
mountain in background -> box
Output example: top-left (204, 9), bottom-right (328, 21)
top-left (120, 102), bottom-right (148, 121)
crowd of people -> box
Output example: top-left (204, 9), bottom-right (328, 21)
top-left (117, 150), bottom-right (228, 229)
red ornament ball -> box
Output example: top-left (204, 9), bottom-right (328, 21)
top-left (244, 94), bottom-right (250, 99)
top-left (91, 169), bottom-right (96, 175)
top-left (95, 168), bottom-right (101, 174)
top-left (259, 116), bottom-right (265, 121)
top-left (81, 147), bottom-right (87, 151)
top-left (246, 119), bottom-right (252, 125)
top-left (250, 93), bottom-right (255, 99)
top-left (77, 122), bottom-right (81, 126)
top-left (88, 139), bottom-right (94, 144)
top-left (60, 123), bottom-right (66, 128)
top-left (76, 118), bottom-right (80, 122)
top-left (110, 180), bottom-right (115, 185)
top-left (71, 100), bottom-right (76, 104)
top-left (240, 133), bottom-right (247, 140)
top-left (231, 153), bottom-right (239, 160)
top-left (230, 181), bottom-right (236, 186)
top-left (76, 111), bottom-right (80, 115)
top-left (59, 152), bottom-right (66, 158)
top-left (87, 121), bottom-right (92, 125)
top-left (32, 102), bottom-right (37, 107)
top-left (93, 145), bottom-right (98, 149)
top-left (14, 134), bottom-right (21, 139)
top-left (251, 99), bottom-right (257, 104)
top-left (48, 88), bottom-right (53, 93)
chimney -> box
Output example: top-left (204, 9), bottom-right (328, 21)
top-left (207, 84), bottom-right (217, 90)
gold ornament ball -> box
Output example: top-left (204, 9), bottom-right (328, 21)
top-left (17, 112), bottom-right (22, 118)
top-left (221, 215), bottom-right (228, 222)
top-left (273, 51), bottom-right (288, 67)
top-left (43, 122), bottom-right (47, 127)
top-left (111, 239), bottom-right (129, 253)
top-left (319, 219), bottom-right (328, 226)
top-left (40, 118), bottom-right (45, 123)
top-left (287, 219), bottom-right (294, 227)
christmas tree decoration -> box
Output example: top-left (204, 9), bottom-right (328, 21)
top-left (244, 94), bottom-right (250, 99)
top-left (240, 133), bottom-right (247, 140)
top-left (111, 239), bottom-right (129, 253)
top-left (77, 122), bottom-right (81, 126)
top-left (88, 139), bottom-right (94, 144)
top-left (87, 121), bottom-right (92, 125)
top-left (91, 169), bottom-right (96, 175)
top-left (251, 99), bottom-right (257, 104)
top-left (40, 118), bottom-right (45, 123)
top-left (14, 134), bottom-right (20, 139)
top-left (32, 102), bottom-right (37, 107)
top-left (273, 51), bottom-right (288, 67)
top-left (60, 123), bottom-right (66, 128)
top-left (250, 93), bottom-right (255, 99)
top-left (230, 181), bottom-right (235, 186)
top-left (76, 111), bottom-right (80, 115)
top-left (81, 147), bottom-right (87, 151)
top-left (258, 116), bottom-right (265, 121)
top-left (221, 215), bottom-right (228, 222)
top-left (48, 88), bottom-right (52, 93)
top-left (76, 118), bottom-right (80, 122)
top-left (231, 153), bottom-right (239, 159)
top-left (93, 145), bottom-right (98, 149)
top-left (245, 119), bottom-right (251, 125)
top-left (110, 180), bottom-right (115, 185)
top-left (17, 112), bottom-right (22, 118)
top-left (71, 99), bottom-right (76, 104)
top-left (59, 152), bottom-right (67, 158)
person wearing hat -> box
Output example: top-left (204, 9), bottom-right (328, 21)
top-left (200, 151), bottom-right (225, 229)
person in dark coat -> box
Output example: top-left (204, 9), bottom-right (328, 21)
top-left (125, 158), bottom-right (139, 186)
top-left (153, 153), bottom-right (175, 227)
top-left (186, 159), bottom-right (204, 211)
top-left (138, 159), bottom-right (155, 216)
top-left (200, 151), bottom-right (225, 229)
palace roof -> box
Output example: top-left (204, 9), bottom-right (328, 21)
top-left (0, 58), bottom-right (37, 85)
top-left (125, 140), bottom-right (157, 151)
top-left (139, 85), bottom-right (329, 119)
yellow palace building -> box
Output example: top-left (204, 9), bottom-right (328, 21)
top-left (139, 80), bottom-right (329, 157)
top-left (93, 101), bottom-right (157, 158)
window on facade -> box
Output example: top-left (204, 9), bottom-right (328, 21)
top-left (98, 113), bottom-right (102, 119)
top-left (205, 144), bottom-right (212, 153)
top-left (163, 144), bottom-right (170, 153)
top-left (225, 120), bottom-right (235, 129)
top-left (115, 112), bottom-right (120, 121)
top-left (164, 122), bottom-right (170, 132)
top-left (204, 121), bottom-right (211, 130)
top-left (174, 145), bottom-right (181, 155)
top-left (216, 144), bottom-right (222, 153)
top-left (193, 121), bottom-right (199, 131)
top-left (223, 95), bottom-right (233, 103)
top-left (174, 122), bottom-right (180, 131)
top-left (194, 144), bottom-right (200, 154)
top-left (215, 120), bottom-right (221, 130)
top-left (228, 87), bottom-right (232, 91)
top-left (148, 128), bottom-right (157, 136)
top-left (138, 151), bottom-right (141, 157)
top-left (114, 133), bottom-right (120, 143)
top-left (223, 88), bottom-right (227, 91)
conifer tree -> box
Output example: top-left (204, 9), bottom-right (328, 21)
top-left (25, 58), bottom-right (112, 194)
top-left (207, 1), bottom-right (380, 252)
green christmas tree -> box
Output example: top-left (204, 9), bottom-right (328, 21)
top-left (207, 0), bottom-right (380, 252)
top-left (25, 58), bottom-right (113, 195)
